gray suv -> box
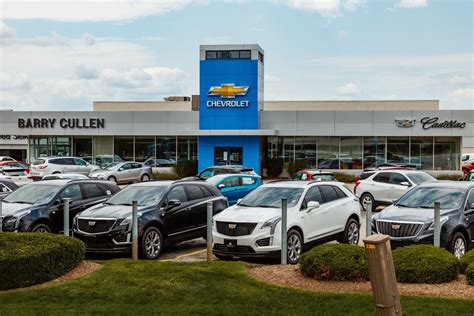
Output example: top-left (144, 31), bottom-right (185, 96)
top-left (89, 162), bottom-right (152, 184)
top-left (29, 157), bottom-right (99, 179)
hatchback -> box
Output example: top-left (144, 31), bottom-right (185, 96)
top-left (89, 161), bottom-right (152, 184)
top-left (206, 174), bottom-right (263, 205)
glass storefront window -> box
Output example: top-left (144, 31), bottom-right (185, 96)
top-left (29, 137), bottom-right (71, 162)
top-left (29, 137), bottom-right (50, 162)
top-left (363, 137), bottom-right (386, 169)
top-left (434, 137), bottom-right (460, 171)
top-left (283, 137), bottom-right (294, 162)
top-left (295, 136), bottom-right (316, 168)
top-left (135, 136), bottom-right (155, 163)
top-left (266, 136), bottom-right (282, 160)
top-left (114, 137), bottom-right (134, 161)
top-left (317, 137), bottom-right (339, 169)
top-left (156, 137), bottom-right (176, 165)
top-left (52, 137), bottom-right (71, 157)
top-left (410, 137), bottom-right (433, 170)
top-left (340, 137), bottom-right (362, 170)
top-left (93, 136), bottom-right (114, 167)
top-left (177, 136), bottom-right (198, 161)
top-left (387, 137), bottom-right (409, 165)
top-left (73, 136), bottom-right (92, 162)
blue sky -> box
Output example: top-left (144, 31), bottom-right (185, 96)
top-left (0, 0), bottom-right (472, 111)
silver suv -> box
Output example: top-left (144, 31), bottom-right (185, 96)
top-left (29, 157), bottom-right (98, 179)
top-left (354, 170), bottom-right (436, 211)
top-left (89, 161), bottom-right (152, 184)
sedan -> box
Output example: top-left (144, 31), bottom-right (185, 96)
top-left (89, 162), bottom-right (152, 184)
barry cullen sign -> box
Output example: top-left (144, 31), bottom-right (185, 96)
top-left (18, 118), bottom-right (105, 129)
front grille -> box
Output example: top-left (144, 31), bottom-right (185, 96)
top-left (213, 244), bottom-right (255, 254)
top-left (216, 221), bottom-right (257, 236)
top-left (255, 237), bottom-right (271, 247)
top-left (376, 221), bottom-right (423, 238)
top-left (78, 219), bottom-right (116, 234)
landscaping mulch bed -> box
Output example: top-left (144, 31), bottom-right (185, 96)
top-left (246, 264), bottom-right (474, 300)
top-left (1, 261), bottom-right (102, 293)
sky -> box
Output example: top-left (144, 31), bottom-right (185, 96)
top-left (0, 0), bottom-right (472, 111)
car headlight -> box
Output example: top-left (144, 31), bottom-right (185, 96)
top-left (4, 210), bottom-right (30, 227)
top-left (428, 216), bottom-right (449, 230)
top-left (118, 217), bottom-right (131, 230)
top-left (261, 216), bottom-right (281, 235)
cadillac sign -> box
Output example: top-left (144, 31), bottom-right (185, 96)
top-left (395, 117), bottom-right (466, 130)
top-left (394, 119), bottom-right (416, 128)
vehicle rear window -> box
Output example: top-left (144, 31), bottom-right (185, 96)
top-left (333, 186), bottom-right (348, 198)
top-left (318, 185), bottom-right (339, 203)
top-left (373, 172), bottom-right (390, 183)
top-left (186, 185), bottom-right (206, 200)
top-left (407, 172), bottom-right (436, 185)
top-left (242, 177), bottom-right (257, 185)
top-left (200, 185), bottom-right (215, 197)
top-left (32, 159), bottom-right (46, 165)
top-left (359, 172), bottom-right (375, 180)
top-left (82, 183), bottom-right (105, 199)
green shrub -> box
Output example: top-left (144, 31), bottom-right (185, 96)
top-left (287, 161), bottom-right (308, 177)
top-left (264, 158), bottom-right (283, 178)
top-left (299, 244), bottom-right (369, 281)
top-left (460, 250), bottom-right (474, 273)
top-left (436, 174), bottom-right (463, 181)
top-left (152, 172), bottom-right (180, 181)
top-left (466, 262), bottom-right (474, 286)
top-left (0, 233), bottom-right (85, 290)
top-left (393, 245), bottom-right (459, 284)
top-left (334, 172), bottom-right (357, 183)
top-left (173, 160), bottom-right (198, 178)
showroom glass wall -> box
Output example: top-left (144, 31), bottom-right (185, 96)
top-left (264, 136), bottom-right (461, 171)
top-left (28, 136), bottom-right (198, 167)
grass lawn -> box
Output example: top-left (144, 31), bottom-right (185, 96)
top-left (0, 260), bottom-right (472, 315)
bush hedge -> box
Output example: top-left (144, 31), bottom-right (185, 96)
top-left (264, 158), bottom-right (283, 178)
top-left (435, 174), bottom-right (463, 181)
top-left (334, 172), bottom-right (357, 183)
top-left (0, 233), bottom-right (85, 290)
top-left (173, 160), bottom-right (198, 178)
top-left (286, 161), bottom-right (308, 177)
top-left (392, 245), bottom-right (459, 284)
top-left (299, 244), bottom-right (369, 281)
top-left (152, 172), bottom-right (180, 181)
top-left (466, 262), bottom-right (474, 286)
top-left (460, 250), bottom-right (474, 274)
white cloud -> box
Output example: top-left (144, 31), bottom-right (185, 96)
top-left (1, 0), bottom-right (205, 22)
top-left (397, 0), bottom-right (428, 8)
top-left (343, 0), bottom-right (364, 11)
top-left (277, 0), bottom-right (363, 17)
top-left (74, 65), bottom-right (99, 79)
top-left (0, 72), bottom-right (31, 90)
top-left (337, 83), bottom-right (359, 95)
top-left (0, 22), bottom-right (16, 39)
top-left (453, 88), bottom-right (474, 97)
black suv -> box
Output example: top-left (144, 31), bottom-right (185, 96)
top-left (73, 181), bottom-right (228, 259)
top-left (1, 179), bottom-right (120, 233)
top-left (372, 182), bottom-right (474, 259)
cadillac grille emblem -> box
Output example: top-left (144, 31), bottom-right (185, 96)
top-left (228, 223), bottom-right (237, 230)
top-left (395, 119), bottom-right (416, 128)
top-left (391, 224), bottom-right (401, 230)
top-left (88, 221), bottom-right (96, 227)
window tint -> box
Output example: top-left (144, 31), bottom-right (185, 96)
top-left (49, 158), bottom-right (65, 165)
top-left (74, 158), bottom-right (87, 166)
top-left (167, 186), bottom-right (187, 203)
top-left (214, 169), bottom-right (227, 175)
top-left (59, 184), bottom-right (82, 201)
top-left (360, 172), bottom-right (375, 180)
top-left (200, 169), bottom-right (214, 178)
top-left (200, 185), bottom-right (214, 197)
top-left (33, 159), bottom-right (46, 165)
top-left (222, 176), bottom-right (240, 188)
top-left (82, 183), bottom-right (105, 199)
top-left (467, 190), bottom-right (474, 209)
top-left (132, 163), bottom-right (142, 169)
top-left (303, 187), bottom-right (323, 208)
top-left (390, 173), bottom-right (408, 185)
top-left (64, 158), bottom-right (76, 165)
top-left (120, 163), bottom-right (131, 171)
top-left (373, 172), bottom-right (390, 183)
top-left (186, 185), bottom-right (206, 200)
top-left (241, 177), bottom-right (257, 185)
top-left (333, 186), bottom-right (347, 199)
top-left (318, 185), bottom-right (339, 203)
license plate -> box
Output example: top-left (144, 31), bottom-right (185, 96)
top-left (224, 239), bottom-right (237, 247)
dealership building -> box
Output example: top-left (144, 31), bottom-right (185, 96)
top-left (0, 44), bottom-right (473, 175)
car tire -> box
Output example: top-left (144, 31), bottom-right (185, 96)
top-left (214, 254), bottom-right (233, 261)
top-left (107, 176), bottom-right (117, 184)
top-left (287, 229), bottom-right (303, 264)
top-left (31, 223), bottom-right (53, 233)
top-left (449, 232), bottom-right (467, 259)
top-left (140, 226), bottom-right (163, 260)
top-left (141, 174), bottom-right (150, 182)
top-left (360, 193), bottom-right (375, 212)
top-left (338, 218), bottom-right (360, 245)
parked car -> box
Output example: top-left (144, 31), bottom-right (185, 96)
top-left (143, 158), bottom-right (176, 167)
top-left (29, 157), bottom-right (99, 179)
top-left (0, 161), bottom-right (30, 174)
top-left (354, 170), bottom-right (436, 211)
top-left (0, 179), bottom-right (120, 233)
top-left (462, 153), bottom-right (474, 164)
top-left (292, 170), bottom-right (336, 182)
top-left (371, 181), bottom-right (474, 259)
top-left (212, 181), bottom-right (361, 264)
top-left (0, 163), bottom-right (31, 186)
top-left (184, 165), bottom-right (257, 181)
top-left (42, 173), bottom-right (89, 180)
top-left (0, 180), bottom-right (19, 200)
top-left (89, 162), bottom-right (152, 184)
top-left (463, 170), bottom-right (474, 182)
top-left (206, 174), bottom-right (263, 205)
top-left (0, 156), bottom-right (15, 162)
top-left (82, 155), bottom-right (124, 167)
top-left (73, 181), bottom-right (228, 259)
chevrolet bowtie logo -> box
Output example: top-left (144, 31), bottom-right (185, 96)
top-left (208, 84), bottom-right (249, 99)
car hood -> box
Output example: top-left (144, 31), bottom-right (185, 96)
top-left (77, 203), bottom-right (149, 219)
top-left (375, 204), bottom-right (455, 223)
top-left (214, 204), bottom-right (284, 223)
top-left (0, 202), bottom-right (36, 217)
top-left (89, 169), bottom-right (112, 176)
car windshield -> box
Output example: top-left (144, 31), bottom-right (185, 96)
top-left (103, 162), bottom-right (120, 170)
top-left (406, 172), bottom-right (436, 185)
top-left (462, 155), bottom-right (468, 162)
top-left (4, 184), bottom-right (62, 204)
top-left (396, 187), bottom-right (464, 209)
top-left (238, 186), bottom-right (304, 208)
top-left (106, 186), bottom-right (167, 207)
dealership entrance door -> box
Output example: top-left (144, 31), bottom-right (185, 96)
top-left (214, 147), bottom-right (243, 165)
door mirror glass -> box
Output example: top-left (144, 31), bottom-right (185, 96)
top-left (166, 199), bottom-right (181, 209)
top-left (118, 168), bottom-right (124, 172)
top-left (400, 181), bottom-right (411, 187)
top-left (307, 201), bottom-right (320, 211)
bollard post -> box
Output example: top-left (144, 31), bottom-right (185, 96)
top-left (433, 202), bottom-right (441, 247)
top-left (132, 200), bottom-right (138, 261)
top-left (365, 200), bottom-right (372, 237)
top-left (0, 199), bottom-right (3, 233)
top-left (363, 234), bottom-right (402, 316)
top-left (207, 201), bottom-right (213, 262)
top-left (281, 198), bottom-right (288, 265)
top-left (62, 198), bottom-right (71, 236)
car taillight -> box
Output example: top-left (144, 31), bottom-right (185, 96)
top-left (354, 180), bottom-right (360, 194)
top-left (39, 164), bottom-right (48, 169)
top-left (25, 168), bottom-right (30, 173)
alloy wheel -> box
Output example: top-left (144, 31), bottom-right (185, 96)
top-left (347, 222), bottom-right (359, 245)
top-left (145, 230), bottom-right (161, 258)
top-left (287, 233), bottom-right (302, 263)
top-left (453, 237), bottom-right (466, 259)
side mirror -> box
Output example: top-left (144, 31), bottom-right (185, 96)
top-left (307, 201), bottom-right (320, 212)
top-left (166, 199), bottom-right (181, 210)
top-left (400, 182), bottom-right (411, 187)
top-left (118, 168), bottom-right (124, 172)
top-left (218, 183), bottom-right (225, 189)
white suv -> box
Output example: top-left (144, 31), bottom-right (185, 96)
top-left (354, 170), bottom-right (436, 211)
top-left (29, 157), bottom-right (98, 179)
top-left (212, 181), bottom-right (361, 264)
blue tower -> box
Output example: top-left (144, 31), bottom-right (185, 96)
top-left (198, 45), bottom-right (264, 174)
